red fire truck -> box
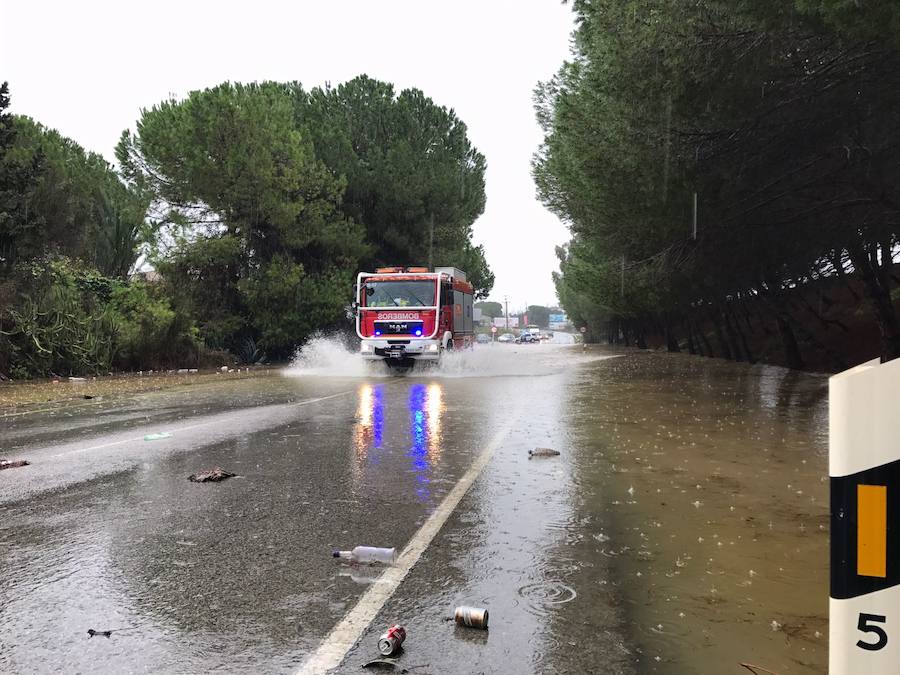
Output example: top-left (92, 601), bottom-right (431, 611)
top-left (355, 266), bottom-right (475, 367)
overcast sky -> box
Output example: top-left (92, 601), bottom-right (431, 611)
top-left (2, 0), bottom-right (575, 310)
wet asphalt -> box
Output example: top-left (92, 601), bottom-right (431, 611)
top-left (0, 342), bottom-right (829, 674)
top-left (2, 342), bottom-right (632, 674)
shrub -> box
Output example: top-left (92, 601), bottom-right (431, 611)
top-left (0, 257), bottom-right (117, 377)
top-left (0, 256), bottom-right (203, 378)
top-left (108, 281), bottom-right (201, 370)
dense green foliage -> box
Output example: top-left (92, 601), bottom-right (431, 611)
top-left (118, 77), bottom-right (492, 360)
top-left (117, 82), bottom-right (365, 358)
top-left (0, 107), bottom-right (148, 277)
top-left (1, 76), bottom-right (490, 377)
top-left (0, 82), bottom-right (191, 378)
top-left (107, 279), bottom-right (200, 371)
top-left (0, 256), bottom-right (199, 378)
top-left (526, 305), bottom-right (551, 329)
top-left (536, 1), bottom-right (900, 365)
top-left (295, 76), bottom-right (493, 296)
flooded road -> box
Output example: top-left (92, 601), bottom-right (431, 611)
top-left (556, 353), bottom-right (829, 673)
top-left (0, 341), bottom-right (828, 673)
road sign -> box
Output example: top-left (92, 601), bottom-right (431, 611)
top-left (491, 326), bottom-right (497, 333)
top-left (830, 356), bottom-right (900, 673)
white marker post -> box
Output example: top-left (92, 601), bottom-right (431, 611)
top-left (830, 356), bottom-right (900, 673)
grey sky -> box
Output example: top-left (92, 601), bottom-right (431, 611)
top-left (2, 0), bottom-right (574, 310)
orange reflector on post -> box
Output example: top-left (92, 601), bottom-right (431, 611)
top-left (857, 484), bottom-right (887, 578)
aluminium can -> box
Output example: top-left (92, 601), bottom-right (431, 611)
top-left (454, 605), bottom-right (489, 629)
top-left (378, 624), bottom-right (406, 656)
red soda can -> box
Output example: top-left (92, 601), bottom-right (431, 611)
top-left (378, 624), bottom-right (406, 656)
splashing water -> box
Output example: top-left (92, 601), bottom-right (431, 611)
top-left (283, 333), bottom-right (606, 379)
top-left (283, 334), bottom-right (387, 378)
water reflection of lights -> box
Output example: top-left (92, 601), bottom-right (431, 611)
top-left (408, 383), bottom-right (445, 502)
top-left (373, 387), bottom-right (384, 448)
top-left (352, 381), bottom-right (444, 502)
top-left (427, 383), bottom-right (442, 456)
top-left (354, 384), bottom-right (385, 460)
top-left (358, 384), bottom-right (372, 428)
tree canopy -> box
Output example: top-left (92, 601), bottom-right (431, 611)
top-left (117, 77), bottom-right (493, 357)
top-left (1, 85), bottom-right (147, 277)
top-left (117, 81), bottom-right (366, 356)
top-left (295, 75), bottom-right (493, 296)
top-left (526, 305), bottom-right (551, 328)
top-left (1, 75), bottom-right (492, 377)
top-left (475, 300), bottom-right (503, 319)
top-left (536, 1), bottom-right (900, 364)
top-left (0, 82), bottom-right (200, 379)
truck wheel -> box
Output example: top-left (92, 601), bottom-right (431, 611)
top-left (446, 339), bottom-right (454, 351)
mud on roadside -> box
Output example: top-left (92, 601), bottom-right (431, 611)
top-left (0, 367), bottom-right (275, 414)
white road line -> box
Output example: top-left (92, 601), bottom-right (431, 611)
top-left (42, 390), bottom-right (354, 460)
top-left (295, 410), bottom-right (520, 675)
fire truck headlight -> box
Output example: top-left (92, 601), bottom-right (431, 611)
top-left (427, 344), bottom-right (439, 352)
top-left (361, 343), bottom-right (372, 352)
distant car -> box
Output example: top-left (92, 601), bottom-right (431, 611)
top-left (515, 333), bottom-right (538, 344)
top-left (497, 333), bottom-right (515, 343)
top-left (476, 333), bottom-right (491, 344)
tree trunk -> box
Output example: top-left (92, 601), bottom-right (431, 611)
top-left (665, 317), bottom-right (680, 352)
top-left (696, 314), bottom-right (715, 357)
top-left (636, 323), bottom-right (648, 350)
top-left (775, 314), bottom-right (804, 370)
top-left (685, 320), bottom-right (698, 355)
top-left (708, 306), bottom-right (732, 360)
top-left (740, 298), bottom-right (756, 335)
top-left (730, 305), bottom-right (755, 364)
top-left (722, 305), bottom-right (744, 362)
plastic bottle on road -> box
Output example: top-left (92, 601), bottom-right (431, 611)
top-left (332, 546), bottom-right (397, 565)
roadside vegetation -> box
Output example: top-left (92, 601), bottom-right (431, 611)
top-left (0, 77), bottom-right (491, 379)
top-left (535, 0), bottom-right (900, 370)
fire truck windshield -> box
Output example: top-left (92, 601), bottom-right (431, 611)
top-left (364, 280), bottom-right (435, 307)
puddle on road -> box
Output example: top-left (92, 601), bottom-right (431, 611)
top-left (558, 351), bottom-right (828, 674)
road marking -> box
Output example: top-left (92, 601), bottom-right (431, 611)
top-left (42, 391), bottom-right (354, 460)
top-left (295, 410), bottom-right (520, 675)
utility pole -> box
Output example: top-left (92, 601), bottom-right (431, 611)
top-left (692, 192), bottom-right (698, 240)
top-left (620, 255), bottom-right (625, 299)
top-left (504, 295), bottom-right (509, 331)
top-left (428, 212), bottom-right (434, 269)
